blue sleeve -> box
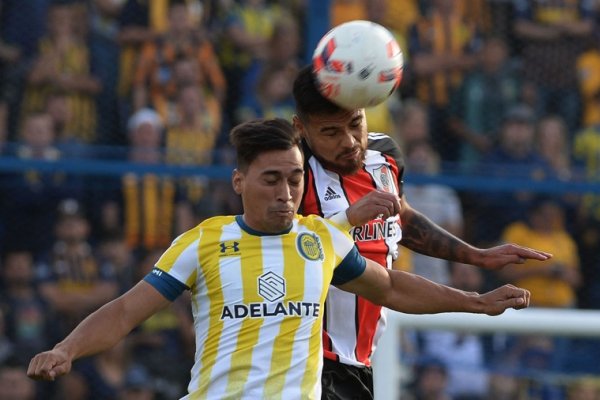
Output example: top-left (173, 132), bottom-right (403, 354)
top-left (331, 246), bottom-right (367, 285)
top-left (143, 268), bottom-right (188, 301)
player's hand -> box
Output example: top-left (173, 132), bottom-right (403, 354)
top-left (478, 284), bottom-right (530, 316)
top-left (27, 348), bottom-right (72, 381)
top-left (346, 190), bottom-right (401, 226)
top-left (474, 243), bottom-right (552, 270)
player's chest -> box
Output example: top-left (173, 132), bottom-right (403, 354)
top-left (202, 235), bottom-right (334, 303)
top-left (308, 161), bottom-right (398, 217)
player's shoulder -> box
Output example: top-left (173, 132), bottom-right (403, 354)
top-left (296, 214), bottom-right (333, 230)
top-left (296, 214), bottom-right (348, 236)
top-left (367, 132), bottom-right (404, 160)
top-left (296, 213), bottom-right (326, 229)
top-left (198, 215), bottom-right (235, 227)
top-left (180, 215), bottom-right (238, 240)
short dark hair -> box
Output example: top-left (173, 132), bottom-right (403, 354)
top-left (292, 65), bottom-right (346, 122)
top-left (229, 118), bottom-right (301, 171)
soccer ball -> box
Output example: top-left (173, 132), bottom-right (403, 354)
top-left (312, 20), bottom-right (403, 110)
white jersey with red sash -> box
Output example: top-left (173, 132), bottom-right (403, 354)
top-left (301, 132), bottom-right (404, 367)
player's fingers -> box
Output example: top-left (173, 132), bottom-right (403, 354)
top-left (386, 195), bottom-right (401, 215)
top-left (508, 288), bottom-right (529, 310)
top-left (516, 246), bottom-right (553, 260)
top-left (30, 354), bottom-right (63, 381)
top-left (510, 296), bottom-right (526, 310)
top-left (51, 361), bottom-right (71, 378)
top-left (27, 358), bottom-right (40, 379)
top-left (524, 289), bottom-right (531, 307)
top-left (391, 194), bottom-right (401, 215)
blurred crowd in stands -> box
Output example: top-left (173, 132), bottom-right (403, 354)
top-left (1, 0), bottom-right (600, 399)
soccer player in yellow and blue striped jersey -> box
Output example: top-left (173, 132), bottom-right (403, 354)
top-left (27, 118), bottom-right (545, 399)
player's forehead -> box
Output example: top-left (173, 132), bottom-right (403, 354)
top-left (248, 147), bottom-right (304, 175)
top-left (307, 109), bottom-right (364, 129)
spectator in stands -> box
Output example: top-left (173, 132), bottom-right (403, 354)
top-left (0, 112), bottom-right (83, 257)
top-left (42, 90), bottom-right (88, 159)
top-left (237, 15), bottom-right (301, 123)
top-left (408, 0), bottom-right (481, 162)
top-left (486, 370), bottom-right (521, 400)
top-left (165, 83), bottom-right (221, 227)
top-left (217, 0), bottom-right (283, 128)
top-left (513, 0), bottom-right (596, 134)
top-left (394, 98), bottom-right (430, 148)
top-left (403, 356), bottom-right (451, 400)
top-left (240, 15), bottom-right (301, 105)
top-left (236, 63), bottom-right (297, 123)
top-left (37, 199), bottom-right (119, 337)
top-left (117, 364), bottom-right (156, 400)
top-left (115, 0), bottom-right (154, 140)
top-left (88, 0), bottom-right (127, 145)
top-left (566, 377), bottom-right (600, 400)
top-left (133, 0), bottom-right (225, 122)
top-left (414, 262), bottom-right (490, 400)
top-left (576, 30), bottom-right (600, 129)
top-left (498, 197), bottom-right (581, 309)
top-left (449, 36), bottom-right (523, 172)
top-left (98, 108), bottom-right (197, 251)
top-left (0, 357), bottom-right (37, 400)
top-left (572, 121), bottom-right (600, 309)
top-left (166, 84), bottom-right (220, 166)
top-left (0, 0), bottom-right (52, 140)
top-left (21, 1), bottom-right (101, 143)
top-left (55, 339), bottom-right (137, 400)
top-left (0, 250), bottom-right (57, 365)
top-left (401, 139), bottom-right (463, 284)
top-left (96, 231), bottom-right (137, 295)
top-left (537, 115), bottom-right (574, 182)
top-left (514, 336), bottom-right (564, 398)
top-left (167, 55), bottom-right (222, 130)
top-left (536, 115), bottom-right (580, 232)
top-left (455, 0), bottom-right (494, 37)
top-left (128, 249), bottom-right (194, 399)
top-left (475, 105), bottom-right (551, 244)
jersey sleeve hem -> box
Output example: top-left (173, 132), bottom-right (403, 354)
top-left (331, 246), bottom-right (367, 285)
top-left (143, 268), bottom-right (188, 301)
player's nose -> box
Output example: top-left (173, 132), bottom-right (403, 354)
top-left (276, 181), bottom-right (293, 201)
top-left (340, 130), bottom-right (356, 148)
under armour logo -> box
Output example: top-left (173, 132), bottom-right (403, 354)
top-left (220, 241), bottom-right (240, 254)
top-left (324, 186), bottom-right (341, 201)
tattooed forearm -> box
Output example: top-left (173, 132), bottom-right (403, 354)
top-left (400, 208), bottom-right (474, 263)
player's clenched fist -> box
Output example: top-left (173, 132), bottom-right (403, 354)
top-left (346, 190), bottom-right (401, 226)
top-left (478, 284), bottom-right (531, 316)
top-left (27, 348), bottom-right (72, 381)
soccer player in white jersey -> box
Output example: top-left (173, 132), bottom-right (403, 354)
top-left (292, 65), bottom-right (554, 399)
top-left (27, 118), bottom-right (548, 399)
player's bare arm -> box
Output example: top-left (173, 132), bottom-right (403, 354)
top-left (337, 259), bottom-right (530, 316)
top-left (27, 281), bottom-right (172, 381)
top-left (399, 197), bottom-right (552, 270)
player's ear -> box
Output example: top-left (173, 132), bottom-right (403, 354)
top-left (292, 115), bottom-right (306, 138)
top-left (232, 169), bottom-right (243, 195)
